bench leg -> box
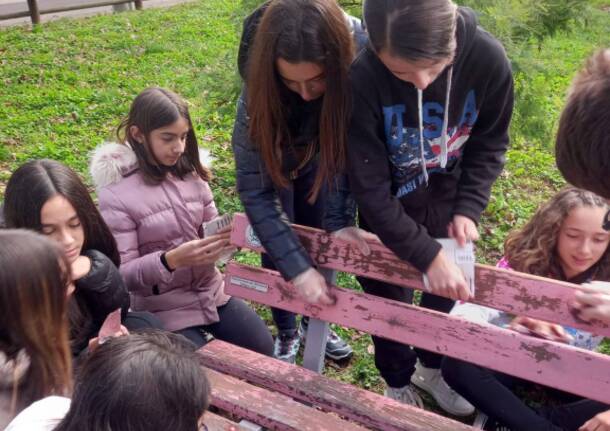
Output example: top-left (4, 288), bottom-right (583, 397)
top-left (301, 268), bottom-right (336, 373)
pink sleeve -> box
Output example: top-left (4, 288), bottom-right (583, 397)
top-left (98, 187), bottom-right (174, 292)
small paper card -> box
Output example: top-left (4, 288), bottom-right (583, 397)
top-left (423, 238), bottom-right (475, 296)
top-left (202, 214), bottom-right (235, 264)
top-left (203, 213), bottom-right (233, 237)
top-left (98, 308), bottom-right (121, 344)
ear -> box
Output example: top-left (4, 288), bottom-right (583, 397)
top-left (129, 125), bottom-right (144, 144)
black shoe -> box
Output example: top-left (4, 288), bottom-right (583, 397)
top-left (299, 319), bottom-right (353, 361)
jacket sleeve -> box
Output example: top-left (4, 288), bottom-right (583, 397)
top-left (322, 174), bottom-right (356, 233)
top-left (347, 77), bottom-right (441, 273)
top-left (98, 186), bottom-right (175, 292)
top-left (232, 89), bottom-right (313, 281)
top-left (452, 59), bottom-right (513, 223)
top-left (75, 250), bottom-right (130, 323)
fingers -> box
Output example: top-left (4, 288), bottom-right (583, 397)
top-left (356, 237), bottom-right (371, 256)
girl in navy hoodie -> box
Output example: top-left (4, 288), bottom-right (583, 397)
top-left (346, 0), bottom-right (514, 415)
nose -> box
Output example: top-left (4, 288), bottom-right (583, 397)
top-left (59, 228), bottom-right (75, 248)
top-left (174, 138), bottom-right (186, 155)
top-left (579, 239), bottom-right (592, 255)
top-left (412, 71), bottom-right (433, 91)
top-left (297, 83), bottom-right (315, 102)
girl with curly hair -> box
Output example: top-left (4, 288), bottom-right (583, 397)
top-left (442, 187), bottom-right (610, 430)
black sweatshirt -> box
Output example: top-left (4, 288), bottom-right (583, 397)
top-left (347, 7), bottom-right (513, 273)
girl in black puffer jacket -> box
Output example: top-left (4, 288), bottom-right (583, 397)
top-left (3, 159), bottom-right (162, 356)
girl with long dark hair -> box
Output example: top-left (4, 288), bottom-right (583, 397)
top-left (232, 0), bottom-right (370, 363)
top-left (91, 87), bottom-right (273, 354)
top-left (2, 160), bottom-right (149, 356)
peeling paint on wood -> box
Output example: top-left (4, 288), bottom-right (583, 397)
top-left (200, 340), bottom-right (473, 431)
top-left (206, 368), bottom-right (368, 431)
top-left (225, 262), bottom-right (610, 404)
top-left (230, 213), bottom-right (610, 337)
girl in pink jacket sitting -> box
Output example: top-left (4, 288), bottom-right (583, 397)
top-left (90, 87), bottom-right (273, 354)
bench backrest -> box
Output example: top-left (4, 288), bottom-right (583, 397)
top-left (227, 213), bottom-right (610, 405)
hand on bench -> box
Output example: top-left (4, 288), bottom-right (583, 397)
top-left (426, 250), bottom-right (471, 301)
top-left (573, 282), bottom-right (610, 325)
top-left (292, 267), bottom-right (336, 305)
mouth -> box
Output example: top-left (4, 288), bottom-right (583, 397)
top-left (65, 248), bottom-right (80, 259)
top-left (571, 256), bottom-right (591, 266)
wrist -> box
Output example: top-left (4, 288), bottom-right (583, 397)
top-left (163, 250), bottom-right (178, 271)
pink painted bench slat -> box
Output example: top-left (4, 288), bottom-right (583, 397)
top-left (200, 339), bottom-right (473, 431)
top-left (230, 213), bottom-right (610, 338)
top-left (206, 367), bottom-right (369, 431)
top-left (205, 411), bottom-right (240, 431)
top-left (224, 262), bottom-right (610, 405)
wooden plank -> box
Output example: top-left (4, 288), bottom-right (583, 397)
top-left (205, 411), bottom-right (240, 431)
top-left (200, 340), bottom-right (473, 431)
top-left (206, 368), bottom-right (368, 431)
top-left (230, 213), bottom-right (610, 337)
top-left (225, 262), bottom-right (610, 405)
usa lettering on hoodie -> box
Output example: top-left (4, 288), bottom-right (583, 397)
top-left (347, 7), bottom-right (514, 273)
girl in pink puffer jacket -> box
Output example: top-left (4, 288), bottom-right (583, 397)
top-left (90, 87), bottom-right (273, 354)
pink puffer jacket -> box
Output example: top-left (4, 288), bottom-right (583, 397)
top-left (90, 143), bottom-right (230, 331)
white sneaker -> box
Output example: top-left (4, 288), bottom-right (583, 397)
top-left (384, 384), bottom-right (424, 409)
top-left (411, 361), bottom-right (475, 416)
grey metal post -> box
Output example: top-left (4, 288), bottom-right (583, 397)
top-left (301, 267), bottom-right (336, 373)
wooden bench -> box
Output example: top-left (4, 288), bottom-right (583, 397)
top-left (198, 212), bottom-right (610, 430)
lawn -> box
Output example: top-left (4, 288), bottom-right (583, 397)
top-left (1, 0), bottom-right (609, 418)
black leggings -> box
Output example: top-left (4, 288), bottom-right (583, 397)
top-left (261, 163), bottom-right (325, 333)
top-left (356, 203), bottom-right (455, 388)
top-left (175, 298), bottom-right (274, 356)
top-left (441, 357), bottom-right (608, 431)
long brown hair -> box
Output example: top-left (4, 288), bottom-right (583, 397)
top-left (0, 230), bottom-right (72, 412)
top-left (504, 187), bottom-right (610, 281)
top-left (3, 159), bottom-right (120, 267)
top-left (246, 0), bottom-right (354, 201)
top-left (117, 87), bottom-right (211, 184)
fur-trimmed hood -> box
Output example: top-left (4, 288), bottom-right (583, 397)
top-left (89, 142), bottom-right (214, 190)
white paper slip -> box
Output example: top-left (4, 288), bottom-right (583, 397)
top-left (203, 213), bottom-right (233, 236)
top-left (202, 213), bottom-right (235, 264)
top-left (422, 238), bottom-right (475, 296)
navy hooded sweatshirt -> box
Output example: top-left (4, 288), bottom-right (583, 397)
top-left (347, 7), bottom-right (514, 273)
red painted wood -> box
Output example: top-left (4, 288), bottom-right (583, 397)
top-left (230, 213), bottom-right (610, 337)
top-left (205, 411), bottom-right (239, 431)
top-left (200, 340), bottom-right (473, 431)
top-left (225, 262), bottom-right (610, 405)
top-left (206, 368), bottom-right (368, 431)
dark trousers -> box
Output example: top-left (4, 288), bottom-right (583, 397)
top-left (123, 311), bottom-right (164, 331)
top-left (442, 357), bottom-right (608, 431)
top-left (176, 298), bottom-right (274, 356)
top-left (357, 200), bottom-right (455, 388)
top-left (261, 165), bottom-right (325, 333)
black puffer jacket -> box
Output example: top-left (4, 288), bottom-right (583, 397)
top-left (232, 3), bottom-right (364, 281)
top-left (71, 249), bottom-right (130, 355)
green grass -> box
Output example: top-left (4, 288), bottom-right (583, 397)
top-left (1, 0), bottom-right (609, 420)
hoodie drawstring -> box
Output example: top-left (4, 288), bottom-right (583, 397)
top-left (440, 65), bottom-right (453, 169)
top-left (417, 64), bottom-right (454, 185)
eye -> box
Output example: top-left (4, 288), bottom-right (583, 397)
top-left (68, 221), bottom-right (81, 229)
top-left (41, 227), bottom-right (55, 235)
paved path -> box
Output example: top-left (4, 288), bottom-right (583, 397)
top-left (0, 0), bottom-right (195, 27)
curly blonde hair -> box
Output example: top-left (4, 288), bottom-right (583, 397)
top-left (504, 187), bottom-right (610, 281)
